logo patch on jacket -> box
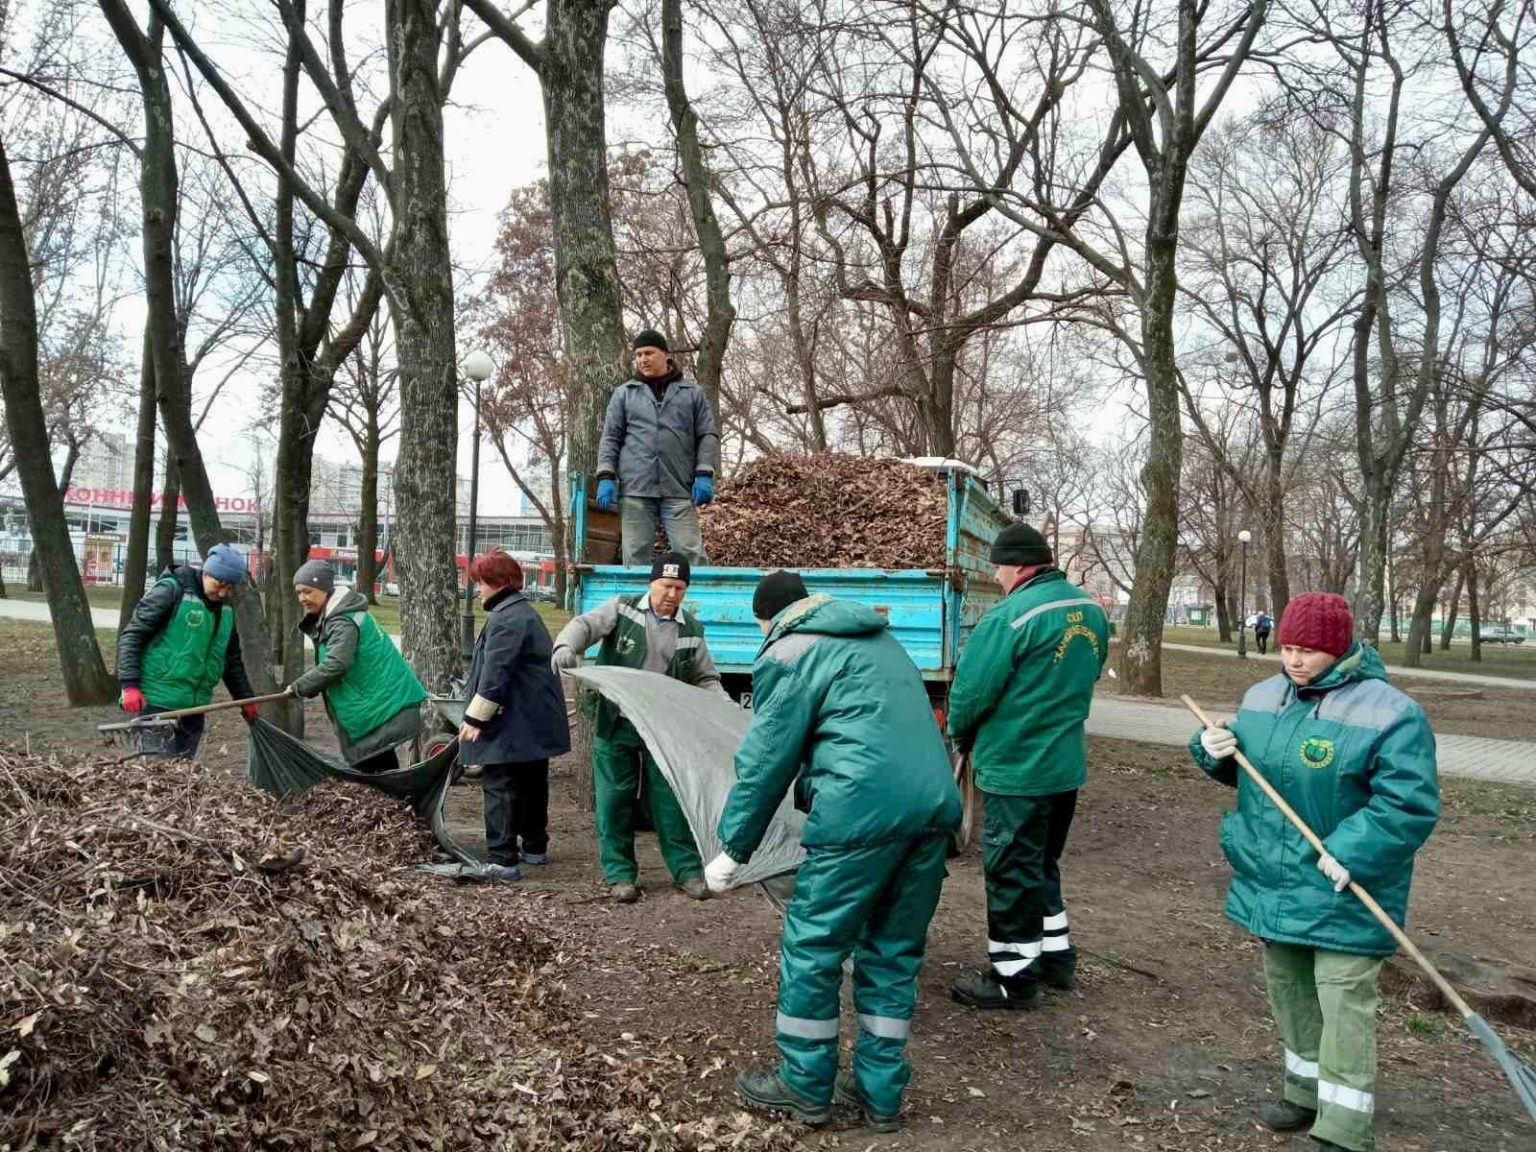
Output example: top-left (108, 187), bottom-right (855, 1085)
top-left (185, 607), bottom-right (207, 629)
top-left (617, 635), bottom-right (637, 656)
top-left (1299, 736), bottom-right (1336, 769)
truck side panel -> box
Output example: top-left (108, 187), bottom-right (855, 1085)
top-left (574, 566), bottom-right (950, 677)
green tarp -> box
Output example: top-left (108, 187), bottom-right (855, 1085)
top-left (245, 718), bottom-right (475, 865)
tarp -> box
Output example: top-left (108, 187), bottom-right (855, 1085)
top-left (568, 666), bottom-right (805, 886)
top-left (245, 719), bottom-right (476, 865)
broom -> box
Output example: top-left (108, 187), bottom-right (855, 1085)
top-left (1182, 694), bottom-right (1536, 1122)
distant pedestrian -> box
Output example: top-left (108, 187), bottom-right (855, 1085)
top-left (459, 551), bottom-right (572, 882)
top-left (287, 559), bottom-right (426, 774)
top-left (116, 544), bottom-right (259, 759)
top-left (1255, 611), bottom-right (1274, 655)
top-left (946, 523), bottom-right (1110, 1010)
top-left (1191, 592), bottom-right (1439, 1152)
top-left (594, 329), bottom-right (718, 566)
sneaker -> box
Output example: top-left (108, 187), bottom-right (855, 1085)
top-left (950, 969), bottom-right (1039, 1011)
top-left (520, 851), bottom-right (551, 866)
top-left (1258, 1100), bottom-right (1317, 1132)
top-left (736, 1067), bottom-right (830, 1126)
top-left (834, 1071), bottom-right (901, 1133)
top-left (610, 882), bottom-right (641, 904)
top-left (479, 862), bottom-right (522, 883)
top-left (678, 876), bottom-right (711, 901)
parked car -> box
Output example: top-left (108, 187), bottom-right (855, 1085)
top-left (1479, 625), bottom-right (1526, 645)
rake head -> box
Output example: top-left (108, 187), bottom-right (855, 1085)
top-left (1467, 1013), bottom-right (1536, 1122)
top-left (97, 717), bottom-right (178, 753)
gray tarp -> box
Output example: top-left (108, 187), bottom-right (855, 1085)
top-left (569, 665), bottom-right (805, 885)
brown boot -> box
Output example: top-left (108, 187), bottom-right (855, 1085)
top-left (610, 882), bottom-right (640, 904)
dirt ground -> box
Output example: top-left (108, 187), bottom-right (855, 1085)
top-left (4, 618), bottom-right (1534, 1150)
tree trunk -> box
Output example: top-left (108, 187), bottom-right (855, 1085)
top-left (544, 0), bottom-right (629, 478)
top-left (155, 450), bottom-right (179, 572)
top-left (386, 0), bottom-right (460, 693)
top-left (1213, 578), bottom-right (1232, 642)
top-left (1263, 463), bottom-right (1290, 620)
top-left (661, 0), bottom-right (733, 456)
top-left (1403, 569), bottom-right (1443, 667)
top-left (0, 135), bottom-right (117, 704)
top-left (1118, 237), bottom-right (1182, 697)
top-left (1466, 557), bottom-right (1482, 663)
top-left (120, 322), bottom-right (157, 631)
top-left (355, 416), bottom-right (381, 603)
top-left (1439, 565), bottom-right (1464, 650)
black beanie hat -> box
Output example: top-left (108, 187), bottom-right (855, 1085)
top-left (989, 522), bottom-right (1053, 567)
top-left (632, 328), bottom-right (669, 353)
top-left (650, 550), bottom-right (691, 585)
top-left (753, 570), bottom-right (809, 621)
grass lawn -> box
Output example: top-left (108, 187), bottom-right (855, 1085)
top-left (5, 584), bottom-right (570, 636)
top-left (1162, 624), bottom-right (1536, 681)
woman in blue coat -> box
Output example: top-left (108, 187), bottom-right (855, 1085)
top-left (458, 551), bottom-right (571, 881)
top-left (1190, 592), bottom-right (1439, 1152)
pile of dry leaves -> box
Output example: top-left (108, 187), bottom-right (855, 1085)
top-left (702, 454), bottom-right (948, 569)
top-left (0, 749), bottom-right (797, 1151)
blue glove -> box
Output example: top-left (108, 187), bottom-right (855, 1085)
top-left (692, 475), bottom-right (715, 506)
top-left (596, 478), bottom-right (617, 511)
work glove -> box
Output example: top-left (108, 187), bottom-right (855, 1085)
top-left (1199, 722), bottom-right (1238, 760)
top-left (120, 686), bottom-right (146, 714)
top-left (551, 646), bottom-right (581, 674)
top-left (704, 851), bottom-right (740, 892)
top-left (241, 702), bottom-right (260, 724)
top-left (692, 474), bottom-right (715, 506)
top-left (1317, 852), bottom-right (1351, 892)
top-left (595, 478), bottom-right (618, 511)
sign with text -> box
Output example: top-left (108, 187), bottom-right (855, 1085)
top-left (64, 487), bottom-right (260, 514)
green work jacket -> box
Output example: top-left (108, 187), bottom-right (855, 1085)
top-left (946, 568), bottom-right (1110, 795)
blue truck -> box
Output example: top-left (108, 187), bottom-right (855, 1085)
top-left (567, 460), bottom-right (1019, 716)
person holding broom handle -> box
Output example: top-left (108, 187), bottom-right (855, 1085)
top-left (288, 559), bottom-right (427, 775)
top-left (1189, 592), bottom-right (1439, 1152)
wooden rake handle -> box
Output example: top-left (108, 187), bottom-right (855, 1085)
top-left (99, 689), bottom-right (294, 731)
top-left (1180, 693), bottom-right (1474, 1020)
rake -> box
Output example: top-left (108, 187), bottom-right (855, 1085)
top-left (1182, 694), bottom-right (1536, 1123)
top-left (97, 690), bottom-right (293, 750)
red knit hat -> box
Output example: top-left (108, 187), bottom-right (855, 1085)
top-left (1277, 592), bottom-right (1354, 657)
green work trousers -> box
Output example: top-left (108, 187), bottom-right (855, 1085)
top-left (981, 789), bottom-right (1077, 988)
top-left (1264, 942), bottom-right (1384, 1152)
top-left (593, 721), bottom-right (703, 885)
top-left (775, 834), bottom-right (949, 1118)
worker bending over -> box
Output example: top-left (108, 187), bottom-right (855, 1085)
top-left (706, 571), bottom-right (961, 1132)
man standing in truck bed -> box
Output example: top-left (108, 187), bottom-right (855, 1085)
top-left (946, 522), bottom-right (1110, 1009)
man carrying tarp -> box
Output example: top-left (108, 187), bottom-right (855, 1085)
top-left (946, 522), bottom-right (1110, 1009)
top-left (116, 543), bottom-right (260, 759)
top-left (552, 551), bottom-right (726, 903)
top-left (704, 571), bottom-right (962, 1132)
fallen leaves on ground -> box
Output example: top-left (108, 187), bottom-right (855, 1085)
top-left (0, 747), bottom-right (799, 1151)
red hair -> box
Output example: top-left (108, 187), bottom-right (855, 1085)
top-left (469, 550), bottom-right (524, 591)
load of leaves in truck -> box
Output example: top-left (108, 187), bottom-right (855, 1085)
top-left (700, 453), bottom-right (948, 569)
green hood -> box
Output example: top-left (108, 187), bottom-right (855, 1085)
top-left (763, 595), bottom-right (887, 649)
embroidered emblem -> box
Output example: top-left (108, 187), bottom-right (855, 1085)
top-left (618, 635), bottom-right (637, 656)
top-left (662, 563), bottom-right (681, 578)
top-left (185, 607), bottom-right (207, 629)
top-left (1053, 622), bottom-right (1102, 663)
top-left (1299, 736), bottom-right (1336, 769)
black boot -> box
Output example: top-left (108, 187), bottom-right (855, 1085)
top-left (833, 1071), bottom-right (901, 1133)
top-left (736, 1067), bottom-right (830, 1125)
top-left (1257, 1099), bottom-right (1316, 1132)
top-left (950, 970), bottom-right (1039, 1010)
top-left (1036, 950), bottom-right (1077, 991)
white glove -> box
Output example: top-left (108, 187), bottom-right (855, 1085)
top-left (1317, 852), bottom-right (1351, 892)
top-left (704, 852), bottom-right (740, 892)
top-left (551, 646), bottom-right (581, 674)
top-left (1199, 723), bottom-right (1238, 760)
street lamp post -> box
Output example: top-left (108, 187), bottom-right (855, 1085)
top-left (460, 350), bottom-right (495, 659)
top-left (1237, 529), bottom-right (1252, 660)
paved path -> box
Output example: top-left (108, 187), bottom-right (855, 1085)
top-left (1161, 641), bottom-right (1536, 692)
top-left (0, 598), bottom-right (121, 630)
top-left (1088, 694), bottom-right (1536, 787)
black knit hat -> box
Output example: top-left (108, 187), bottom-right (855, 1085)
top-left (632, 328), bottom-right (669, 353)
top-left (989, 522), bottom-right (1053, 567)
top-left (753, 570), bottom-right (809, 621)
top-left (650, 551), bottom-right (691, 585)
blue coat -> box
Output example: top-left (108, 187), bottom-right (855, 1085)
top-left (597, 371), bottom-right (718, 499)
top-left (460, 591), bottom-right (571, 765)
